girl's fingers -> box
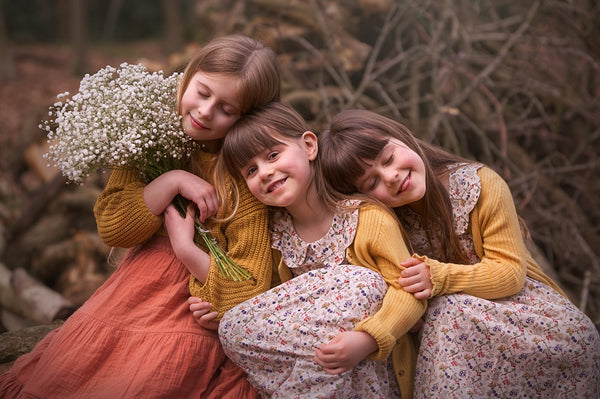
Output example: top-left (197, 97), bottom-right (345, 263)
top-left (413, 289), bottom-right (431, 300)
top-left (196, 200), bottom-right (208, 222)
top-left (398, 274), bottom-right (422, 287)
top-left (400, 257), bottom-right (421, 267)
top-left (400, 267), bottom-right (420, 278)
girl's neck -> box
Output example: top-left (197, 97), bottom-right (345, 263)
top-left (407, 199), bottom-right (425, 214)
top-left (198, 139), bottom-right (223, 154)
top-left (287, 189), bottom-right (333, 243)
top-left (407, 172), bottom-right (448, 215)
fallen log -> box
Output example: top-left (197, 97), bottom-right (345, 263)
top-left (0, 320), bottom-right (63, 365)
top-left (0, 263), bottom-right (76, 327)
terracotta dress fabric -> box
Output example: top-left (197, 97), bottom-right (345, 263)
top-left (220, 206), bottom-right (400, 398)
top-left (0, 237), bottom-right (257, 399)
top-left (408, 164), bottom-right (600, 398)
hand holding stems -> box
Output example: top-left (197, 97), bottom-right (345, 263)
top-left (314, 331), bottom-right (378, 374)
top-left (152, 169), bottom-right (252, 281)
top-left (164, 204), bottom-right (210, 282)
top-left (144, 169), bottom-right (220, 223)
top-left (398, 257), bottom-right (432, 300)
top-left (188, 297), bottom-right (219, 330)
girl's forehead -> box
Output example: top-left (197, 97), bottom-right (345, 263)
top-left (192, 71), bottom-right (240, 91)
top-left (191, 71), bottom-right (242, 106)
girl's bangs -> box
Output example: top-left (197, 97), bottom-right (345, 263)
top-left (225, 125), bottom-right (284, 172)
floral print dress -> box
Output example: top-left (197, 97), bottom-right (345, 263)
top-left (407, 163), bottom-right (600, 398)
top-left (219, 204), bottom-right (400, 398)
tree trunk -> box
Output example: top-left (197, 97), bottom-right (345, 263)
top-left (0, 0), bottom-right (16, 81)
top-left (161, 0), bottom-right (184, 54)
top-left (69, 0), bottom-right (88, 75)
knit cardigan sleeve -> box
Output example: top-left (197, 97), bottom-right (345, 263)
top-left (93, 167), bottom-right (163, 248)
top-left (423, 166), bottom-right (528, 298)
top-left (188, 174), bottom-right (273, 319)
top-left (347, 204), bottom-right (427, 360)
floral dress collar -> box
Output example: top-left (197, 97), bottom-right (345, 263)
top-left (270, 201), bottom-right (360, 277)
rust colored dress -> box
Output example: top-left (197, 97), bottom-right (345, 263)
top-left (0, 238), bottom-right (256, 398)
top-left (0, 154), bottom-right (273, 398)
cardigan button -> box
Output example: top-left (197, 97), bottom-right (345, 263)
top-left (398, 370), bottom-right (405, 376)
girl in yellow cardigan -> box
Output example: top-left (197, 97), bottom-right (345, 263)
top-left (319, 109), bottom-right (600, 398)
top-left (169, 102), bottom-right (426, 398)
top-left (0, 35), bottom-right (280, 399)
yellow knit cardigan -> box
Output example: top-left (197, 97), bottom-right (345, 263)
top-left (420, 166), bottom-right (564, 298)
top-left (93, 151), bottom-right (274, 318)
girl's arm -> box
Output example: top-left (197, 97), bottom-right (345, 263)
top-left (143, 169), bottom-right (219, 223)
top-left (415, 167), bottom-right (528, 299)
top-left (342, 205), bottom-right (427, 361)
top-left (94, 168), bottom-right (162, 247)
top-left (164, 204), bottom-right (210, 282)
top-left (94, 168), bottom-right (219, 247)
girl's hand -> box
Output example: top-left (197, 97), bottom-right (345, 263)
top-left (176, 172), bottom-right (220, 223)
top-left (164, 203), bottom-right (196, 252)
top-left (144, 170), bottom-right (220, 223)
top-left (398, 257), bottom-right (433, 299)
top-left (314, 331), bottom-right (377, 374)
top-left (188, 297), bottom-right (220, 330)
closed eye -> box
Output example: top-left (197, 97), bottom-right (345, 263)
top-left (220, 104), bottom-right (239, 117)
top-left (367, 177), bottom-right (378, 192)
top-left (383, 153), bottom-right (393, 165)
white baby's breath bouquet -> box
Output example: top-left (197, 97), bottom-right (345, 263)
top-left (43, 62), bottom-right (251, 281)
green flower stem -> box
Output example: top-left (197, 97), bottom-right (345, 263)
top-left (143, 160), bottom-right (251, 281)
top-left (194, 224), bottom-right (253, 282)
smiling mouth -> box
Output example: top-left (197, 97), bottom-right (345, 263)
top-left (190, 115), bottom-right (207, 129)
top-left (267, 178), bottom-right (287, 193)
top-left (397, 171), bottom-right (411, 194)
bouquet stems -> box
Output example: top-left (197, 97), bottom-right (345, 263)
top-left (172, 193), bottom-right (251, 281)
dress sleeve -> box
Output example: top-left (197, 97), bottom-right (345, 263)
top-left (349, 204), bottom-right (427, 360)
top-left (188, 176), bottom-right (273, 318)
top-left (425, 167), bottom-right (527, 299)
top-left (93, 168), bottom-right (163, 248)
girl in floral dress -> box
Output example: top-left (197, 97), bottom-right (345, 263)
top-left (319, 109), bottom-right (600, 398)
top-left (171, 102), bottom-right (427, 398)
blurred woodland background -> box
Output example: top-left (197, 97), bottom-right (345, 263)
top-left (1, 0), bottom-right (599, 367)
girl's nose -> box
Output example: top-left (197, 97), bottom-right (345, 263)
top-left (383, 168), bottom-right (398, 187)
top-left (199, 101), bottom-right (214, 120)
top-left (258, 164), bottom-right (273, 180)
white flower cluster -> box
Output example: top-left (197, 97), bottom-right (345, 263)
top-left (42, 63), bottom-right (196, 183)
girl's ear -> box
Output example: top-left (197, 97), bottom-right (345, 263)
top-left (302, 131), bottom-right (318, 161)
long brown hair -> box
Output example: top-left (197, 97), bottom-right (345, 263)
top-left (320, 109), bottom-right (469, 263)
top-left (177, 34), bottom-right (281, 179)
top-left (177, 34), bottom-right (281, 117)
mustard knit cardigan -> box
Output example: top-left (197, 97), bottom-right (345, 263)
top-left (420, 166), bottom-right (564, 298)
top-left (93, 151), bottom-right (274, 318)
